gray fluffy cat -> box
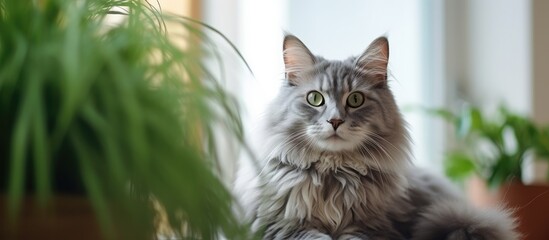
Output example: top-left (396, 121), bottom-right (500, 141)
top-left (234, 35), bottom-right (518, 240)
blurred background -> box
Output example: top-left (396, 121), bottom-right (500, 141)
top-left (159, 0), bottom-right (549, 181)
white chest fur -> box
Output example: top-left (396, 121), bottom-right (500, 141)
top-left (258, 156), bottom-right (396, 233)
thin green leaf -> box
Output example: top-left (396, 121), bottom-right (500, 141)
top-left (70, 129), bottom-right (115, 239)
top-left (487, 155), bottom-right (515, 188)
top-left (536, 127), bottom-right (549, 159)
top-left (469, 107), bottom-right (483, 131)
top-left (457, 107), bottom-right (482, 138)
top-left (30, 72), bottom-right (51, 205)
top-left (444, 152), bottom-right (476, 181)
top-left (7, 77), bottom-right (34, 219)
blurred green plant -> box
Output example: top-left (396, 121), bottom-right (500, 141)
top-left (0, 0), bottom-right (250, 239)
top-left (428, 105), bottom-right (549, 188)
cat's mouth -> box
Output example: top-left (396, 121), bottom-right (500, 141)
top-left (326, 133), bottom-right (344, 141)
top-left (316, 132), bottom-right (357, 151)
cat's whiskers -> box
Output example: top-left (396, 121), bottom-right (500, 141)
top-left (263, 128), bottom-right (317, 171)
top-left (367, 130), bottom-right (414, 165)
top-left (360, 128), bottom-right (406, 167)
top-left (286, 136), bottom-right (314, 164)
top-left (355, 126), bottom-right (402, 186)
top-left (269, 129), bottom-right (307, 157)
top-left (364, 134), bottom-right (396, 165)
top-left (356, 143), bottom-right (383, 186)
top-left (357, 138), bottom-right (390, 188)
top-left (261, 130), bottom-right (309, 175)
top-left (366, 131), bottom-right (402, 153)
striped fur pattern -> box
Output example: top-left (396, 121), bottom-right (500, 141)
top-left (234, 35), bottom-right (518, 239)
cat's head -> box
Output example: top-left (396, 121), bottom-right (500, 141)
top-left (268, 35), bottom-right (408, 158)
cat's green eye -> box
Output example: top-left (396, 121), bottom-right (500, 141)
top-left (347, 92), bottom-right (364, 108)
top-left (306, 91), bottom-right (324, 107)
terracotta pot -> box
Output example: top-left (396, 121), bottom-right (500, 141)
top-left (0, 195), bottom-right (103, 240)
top-left (468, 178), bottom-right (549, 240)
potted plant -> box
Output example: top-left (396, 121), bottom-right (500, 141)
top-left (0, 0), bottom-right (249, 239)
top-left (431, 105), bottom-right (549, 239)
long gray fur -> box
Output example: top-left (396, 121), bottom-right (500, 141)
top-left (234, 35), bottom-right (518, 240)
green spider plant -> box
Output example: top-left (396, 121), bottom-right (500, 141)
top-left (429, 105), bottom-right (549, 188)
top-left (0, 0), bottom-right (250, 239)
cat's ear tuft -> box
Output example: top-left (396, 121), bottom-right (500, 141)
top-left (356, 36), bottom-right (389, 84)
top-left (283, 34), bottom-right (315, 85)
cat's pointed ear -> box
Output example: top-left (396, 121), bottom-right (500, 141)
top-left (356, 36), bottom-right (389, 84)
top-left (283, 34), bottom-right (316, 85)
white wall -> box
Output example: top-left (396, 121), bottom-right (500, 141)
top-left (237, 0), bottom-right (287, 120)
top-left (202, 0), bottom-right (246, 182)
top-left (445, 0), bottom-right (532, 114)
top-left (463, 0), bottom-right (532, 114)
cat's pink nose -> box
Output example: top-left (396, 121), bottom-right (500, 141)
top-left (327, 118), bottom-right (345, 131)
